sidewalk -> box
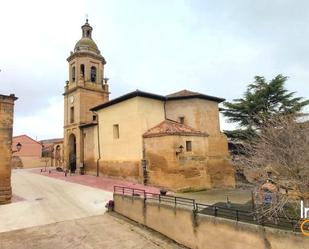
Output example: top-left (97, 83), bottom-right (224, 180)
top-left (30, 168), bottom-right (161, 194)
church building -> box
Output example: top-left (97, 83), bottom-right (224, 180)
top-left (63, 20), bottom-right (235, 191)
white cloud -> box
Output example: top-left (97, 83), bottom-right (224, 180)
top-left (1, 0), bottom-right (309, 139)
top-left (14, 97), bottom-right (63, 140)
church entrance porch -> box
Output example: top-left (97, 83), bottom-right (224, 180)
top-left (68, 134), bottom-right (76, 173)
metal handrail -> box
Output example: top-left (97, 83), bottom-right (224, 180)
top-left (113, 185), bottom-right (301, 232)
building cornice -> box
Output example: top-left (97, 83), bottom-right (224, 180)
top-left (63, 85), bottom-right (108, 96)
top-left (67, 51), bottom-right (106, 64)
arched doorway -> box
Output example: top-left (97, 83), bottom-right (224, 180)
top-left (68, 134), bottom-right (76, 173)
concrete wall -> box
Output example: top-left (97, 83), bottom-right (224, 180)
top-left (0, 94), bottom-right (17, 204)
top-left (114, 194), bottom-right (308, 249)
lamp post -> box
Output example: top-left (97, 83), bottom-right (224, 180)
top-left (12, 142), bottom-right (22, 154)
top-left (175, 145), bottom-right (184, 156)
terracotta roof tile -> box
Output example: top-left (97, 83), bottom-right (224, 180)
top-left (166, 89), bottom-right (199, 97)
top-left (166, 89), bottom-right (225, 102)
top-left (143, 119), bottom-right (208, 138)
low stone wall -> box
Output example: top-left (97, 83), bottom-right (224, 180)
top-left (114, 194), bottom-right (308, 249)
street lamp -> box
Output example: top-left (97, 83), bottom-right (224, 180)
top-left (12, 142), bottom-right (22, 154)
top-left (175, 145), bottom-right (184, 156)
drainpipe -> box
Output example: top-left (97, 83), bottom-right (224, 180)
top-left (94, 111), bottom-right (101, 177)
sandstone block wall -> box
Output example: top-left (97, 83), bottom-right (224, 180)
top-left (144, 135), bottom-right (235, 191)
top-left (0, 94), bottom-right (17, 204)
top-left (98, 160), bottom-right (140, 182)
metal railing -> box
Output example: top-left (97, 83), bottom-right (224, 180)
top-left (113, 186), bottom-right (301, 232)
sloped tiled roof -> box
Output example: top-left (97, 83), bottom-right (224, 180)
top-left (79, 122), bottom-right (98, 129)
top-left (143, 119), bottom-right (208, 138)
top-left (166, 89), bottom-right (225, 102)
top-left (91, 90), bottom-right (165, 111)
top-left (40, 138), bottom-right (63, 144)
top-left (166, 89), bottom-right (199, 97)
top-left (91, 89), bottom-right (225, 111)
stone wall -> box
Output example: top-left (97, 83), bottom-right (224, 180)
top-left (98, 160), bottom-right (140, 182)
top-left (114, 194), bottom-right (308, 249)
top-left (144, 135), bottom-right (235, 191)
top-left (0, 94), bottom-right (17, 204)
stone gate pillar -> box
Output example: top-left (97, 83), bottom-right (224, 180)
top-left (0, 94), bottom-right (17, 204)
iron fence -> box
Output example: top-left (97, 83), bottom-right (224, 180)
top-left (113, 186), bottom-right (301, 232)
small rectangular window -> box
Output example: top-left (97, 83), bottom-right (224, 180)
top-left (70, 107), bottom-right (74, 123)
top-left (179, 116), bottom-right (185, 124)
top-left (93, 115), bottom-right (97, 121)
top-left (186, 141), bottom-right (192, 152)
top-left (113, 124), bottom-right (119, 139)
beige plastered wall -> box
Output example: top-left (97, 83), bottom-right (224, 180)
top-left (114, 194), bottom-right (308, 249)
top-left (165, 98), bottom-right (231, 159)
top-left (97, 97), bottom-right (165, 181)
top-left (165, 98), bottom-right (220, 135)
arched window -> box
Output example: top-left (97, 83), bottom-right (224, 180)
top-left (91, 66), bottom-right (97, 83)
top-left (80, 64), bottom-right (85, 78)
top-left (72, 66), bottom-right (75, 82)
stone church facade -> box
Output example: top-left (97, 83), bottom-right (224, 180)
top-left (63, 20), bottom-right (235, 191)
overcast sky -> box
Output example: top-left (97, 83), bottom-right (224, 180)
top-left (1, 0), bottom-right (309, 140)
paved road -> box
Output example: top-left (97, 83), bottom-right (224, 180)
top-left (0, 213), bottom-right (182, 249)
top-left (0, 169), bottom-right (182, 249)
top-left (0, 169), bottom-right (112, 233)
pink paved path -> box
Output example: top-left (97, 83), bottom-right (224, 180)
top-left (11, 195), bottom-right (25, 203)
top-left (30, 168), bottom-right (162, 194)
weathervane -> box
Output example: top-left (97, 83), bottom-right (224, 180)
top-left (85, 13), bottom-right (88, 23)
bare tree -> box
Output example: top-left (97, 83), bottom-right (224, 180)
top-left (237, 114), bottom-right (309, 219)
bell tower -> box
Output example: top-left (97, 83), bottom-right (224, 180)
top-left (63, 19), bottom-right (109, 172)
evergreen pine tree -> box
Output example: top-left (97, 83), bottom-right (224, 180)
top-left (222, 74), bottom-right (309, 140)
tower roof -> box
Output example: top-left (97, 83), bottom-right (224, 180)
top-left (74, 19), bottom-right (101, 55)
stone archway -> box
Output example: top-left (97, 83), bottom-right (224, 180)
top-left (68, 134), bottom-right (76, 173)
